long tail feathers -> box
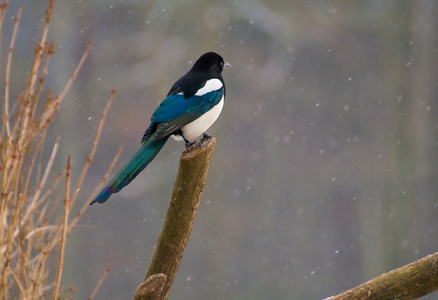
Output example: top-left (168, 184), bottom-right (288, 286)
top-left (90, 135), bottom-right (169, 205)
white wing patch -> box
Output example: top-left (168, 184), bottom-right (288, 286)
top-left (195, 78), bottom-right (223, 96)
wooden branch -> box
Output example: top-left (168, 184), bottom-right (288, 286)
top-left (133, 137), bottom-right (216, 300)
top-left (133, 274), bottom-right (166, 300)
top-left (323, 252), bottom-right (438, 300)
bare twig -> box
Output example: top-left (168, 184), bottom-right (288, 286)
top-left (88, 268), bottom-right (111, 300)
top-left (53, 156), bottom-right (71, 299)
top-left (39, 40), bottom-right (93, 129)
top-left (3, 4), bottom-right (21, 136)
top-left (25, 0), bottom-right (52, 97)
top-left (70, 89), bottom-right (118, 227)
top-left (71, 89), bottom-right (116, 208)
top-left (0, 0), bottom-right (10, 85)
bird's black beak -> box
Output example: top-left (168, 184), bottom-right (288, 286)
top-left (223, 62), bottom-right (231, 70)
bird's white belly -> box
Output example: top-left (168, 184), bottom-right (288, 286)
top-left (174, 97), bottom-right (224, 141)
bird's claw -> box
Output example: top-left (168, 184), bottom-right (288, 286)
top-left (200, 132), bottom-right (212, 143)
top-left (185, 141), bottom-right (197, 151)
top-left (185, 133), bottom-right (214, 151)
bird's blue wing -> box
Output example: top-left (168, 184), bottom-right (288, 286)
top-left (147, 87), bottom-right (224, 141)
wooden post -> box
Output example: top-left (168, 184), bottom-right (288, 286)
top-left (133, 137), bottom-right (216, 300)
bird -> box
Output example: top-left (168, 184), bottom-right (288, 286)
top-left (90, 52), bottom-right (230, 205)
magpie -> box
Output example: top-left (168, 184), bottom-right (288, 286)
top-left (91, 52), bottom-right (230, 205)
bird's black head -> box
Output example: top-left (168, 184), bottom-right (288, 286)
top-left (191, 52), bottom-right (231, 77)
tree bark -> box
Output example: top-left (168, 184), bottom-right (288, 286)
top-left (133, 137), bottom-right (216, 300)
top-left (133, 274), bottom-right (167, 300)
top-left (323, 252), bottom-right (438, 300)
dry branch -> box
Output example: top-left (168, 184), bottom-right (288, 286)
top-left (0, 1), bottom-right (112, 298)
top-left (89, 268), bottom-right (111, 300)
top-left (323, 252), bottom-right (438, 300)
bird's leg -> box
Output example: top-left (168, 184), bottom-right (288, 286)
top-left (182, 134), bottom-right (196, 150)
top-left (200, 132), bottom-right (213, 143)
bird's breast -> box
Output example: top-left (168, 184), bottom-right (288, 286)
top-left (179, 96), bottom-right (224, 141)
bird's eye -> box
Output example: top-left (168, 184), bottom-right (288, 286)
top-left (219, 61), bottom-right (224, 68)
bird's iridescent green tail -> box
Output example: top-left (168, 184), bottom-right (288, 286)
top-left (90, 134), bottom-right (169, 205)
